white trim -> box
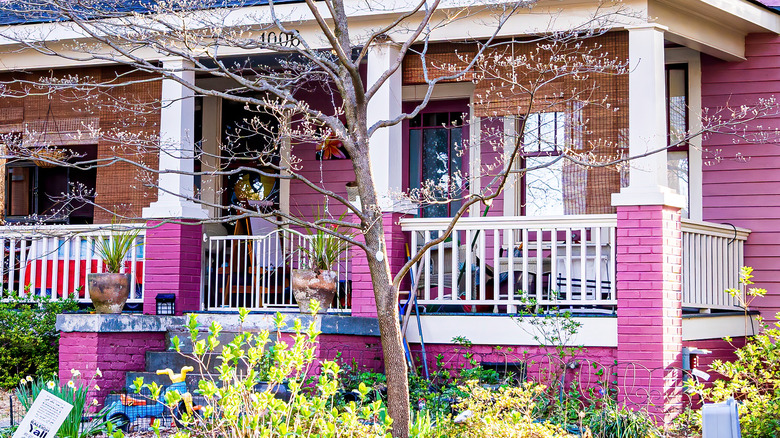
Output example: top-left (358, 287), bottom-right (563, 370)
top-left (469, 115), bottom-right (481, 217)
top-left (503, 116), bottom-right (518, 216)
top-left (666, 47), bottom-right (703, 221)
top-left (682, 314), bottom-right (759, 340)
top-left (400, 213), bottom-right (617, 230)
top-left (200, 96), bottom-right (222, 220)
top-left (405, 315), bottom-right (618, 347)
top-left (402, 83), bottom-right (475, 102)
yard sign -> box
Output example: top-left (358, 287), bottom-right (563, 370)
top-left (12, 391), bottom-right (73, 438)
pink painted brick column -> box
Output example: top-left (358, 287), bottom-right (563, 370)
top-left (350, 212), bottom-right (408, 317)
top-left (616, 204), bottom-right (683, 424)
top-left (59, 331), bottom-right (165, 404)
top-left (143, 221), bottom-right (202, 314)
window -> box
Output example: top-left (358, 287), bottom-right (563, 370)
top-left (408, 111), bottom-right (464, 218)
top-left (5, 145), bottom-right (97, 224)
top-left (666, 64), bottom-right (689, 218)
top-left (517, 105), bottom-right (584, 216)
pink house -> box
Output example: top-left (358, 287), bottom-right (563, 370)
top-left (1, 0), bottom-right (780, 424)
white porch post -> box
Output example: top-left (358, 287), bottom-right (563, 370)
top-left (612, 25), bottom-right (685, 423)
top-left (612, 24), bottom-right (684, 206)
top-left (367, 42), bottom-right (404, 212)
top-left (142, 57), bottom-right (207, 219)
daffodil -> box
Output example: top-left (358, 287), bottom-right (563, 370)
top-left (95, 368), bottom-right (102, 378)
top-left (67, 381), bottom-right (75, 389)
top-left (71, 369), bottom-right (81, 377)
top-left (94, 384), bottom-right (100, 391)
top-left (26, 376), bottom-right (33, 382)
top-left (20, 379), bottom-right (26, 386)
top-left (91, 399), bottom-right (98, 406)
top-left (46, 381), bottom-right (55, 390)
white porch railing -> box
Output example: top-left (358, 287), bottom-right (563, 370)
top-left (0, 224), bottom-right (146, 303)
top-left (400, 215), bottom-right (618, 313)
top-left (203, 229), bottom-right (352, 312)
top-left (681, 219), bottom-right (750, 311)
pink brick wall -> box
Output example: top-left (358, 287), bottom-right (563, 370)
top-left (701, 33), bottom-right (780, 321)
top-left (616, 204), bottom-right (683, 423)
top-left (59, 331), bottom-right (165, 404)
top-left (351, 212), bottom-right (410, 317)
top-left (143, 221), bottom-right (202, 314)
top-left (317, 334), bottom-right (385, 373)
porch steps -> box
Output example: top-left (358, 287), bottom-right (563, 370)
top-left (122, 328), bottom-right (278, 393)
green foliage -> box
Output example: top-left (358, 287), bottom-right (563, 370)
top-left (15, 372), bottom-right (110, 438)
top-left (430, 381), bottom-right (575, 438)
top-left (0, 292), bottom-right (78, 389)
top-left (581, 402), bottom-right (659, 438)
top-left (514, 299), bottom-right (584, 361)
top-left (692, 316), bottom-right (780, 438)
top-left (143, 310), bottom-right (392, 438)
top-left (300, 210), bottom-right (352, 272)
top-left (93, 228), bottom-right (140, 273)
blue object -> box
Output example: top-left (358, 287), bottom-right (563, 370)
top-left (702, 397), bottom-right (741, 438)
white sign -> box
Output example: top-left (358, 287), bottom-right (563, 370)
top-left (13, 391), bottom-right (73, 438)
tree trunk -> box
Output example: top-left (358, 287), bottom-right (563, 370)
top-left (363, 220), bottom-right (410, 438)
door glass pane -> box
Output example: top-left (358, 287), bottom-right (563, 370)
top-left (7, 167), bottom-right (33, 217)
top-left (525, 156), bottom-right (564, 216)
top-left (668, 150), bottom-right (689, 218)
top-left (668, 68), bottom-right (687, 146)
top-left (421, 127), bottom-right (450, 217)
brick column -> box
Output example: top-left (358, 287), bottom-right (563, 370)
top-left (59, 331), bottom-right (165, 404)
top-left (143, 221), bottom-right (202, 314)
top-left (615, 204), bottom-right (683, 424)
top-left (350, 212), bottom-right (408, 317)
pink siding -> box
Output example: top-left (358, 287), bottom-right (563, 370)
top-left (479, 117), bottom-right (506, 217)
top-left (702, 33), bottom-right (780, 321)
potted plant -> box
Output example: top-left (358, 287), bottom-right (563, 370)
top-left (87, 228), bottom-right (139, 314)
top-left (291, 222), bottom-right (349, 314)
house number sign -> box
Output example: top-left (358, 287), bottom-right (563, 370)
top-left (259, 31), bottom-right (301, 47)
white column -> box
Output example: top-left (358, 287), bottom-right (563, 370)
top-left (200, 96), bottom-right (222, 219)
top-left (612, 25), bottom-right (685, 208)
top-left (143, 57), bottom-right (208, 219)
top-left (367, 42), bottom-right (407, 212)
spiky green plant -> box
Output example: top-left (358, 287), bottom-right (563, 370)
top-left (93, 228), bottom-right (140, 273)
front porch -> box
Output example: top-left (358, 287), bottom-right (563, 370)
top-left (0, 213), bottom-right (749, 317)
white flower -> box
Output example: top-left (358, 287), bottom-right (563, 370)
top-left (70, 369), bottom-right (81, 377)
top-left (95, 368), bottom-right (102, 378)
top-left (94, 384), bottom-right (100, 391)
top-left (46, 381), bottom-right (55, 390)
top-left (91, 399), bottom-right (98, 406)
top-left (25, 376), bottom-right (33, 382)
top-left (20, 379), bottom-right (26, 386)
top-left (67, 381), bottom-right (75, 389)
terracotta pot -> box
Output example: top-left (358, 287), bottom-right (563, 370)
top-left (291, 269), bottom-right (337, 314)
top-left (88, 273), bottom-right (131, 314)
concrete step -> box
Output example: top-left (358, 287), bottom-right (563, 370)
top-left (165, 329), bottom-right (277, 353)
top-left (124, 372), bottom-right (213, 394)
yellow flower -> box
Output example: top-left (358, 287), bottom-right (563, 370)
top-left (94, 384), bottom-right (100, 391)
top-left (46, 381), bottom-right (55, 390)
top-left (67, 381), bottom-right (75, 389)
top-left (95, 368), bottom-right (102, 378)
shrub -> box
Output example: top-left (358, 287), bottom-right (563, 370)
top-left (0, 292), bottom-right (78, 389)
top-left (693, 317), bottom-right (780, 438)
top-left (431, 381), bottom-right (576, 438)
top-left (137, 307), bottom-right (392, 438)
top-left (582, 401), bottom-right (659, 438)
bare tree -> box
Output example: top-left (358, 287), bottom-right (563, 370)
top-left (1, 0), bottom-right (779, 435)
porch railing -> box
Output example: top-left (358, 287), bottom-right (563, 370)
top-left (203, 229), bottom-right (352, 312)
top-left (400, 215), bottom-right (618, 313)
top-left (681, 219), bottom-right (750, 311)
top-left (0, 224), bottom-right (146, 303)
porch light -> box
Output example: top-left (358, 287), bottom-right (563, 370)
top-left (155, 293), bottom-right (176, 315)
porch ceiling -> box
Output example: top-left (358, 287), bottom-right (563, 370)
top-left (652, 0), bottom-right (780, 61)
